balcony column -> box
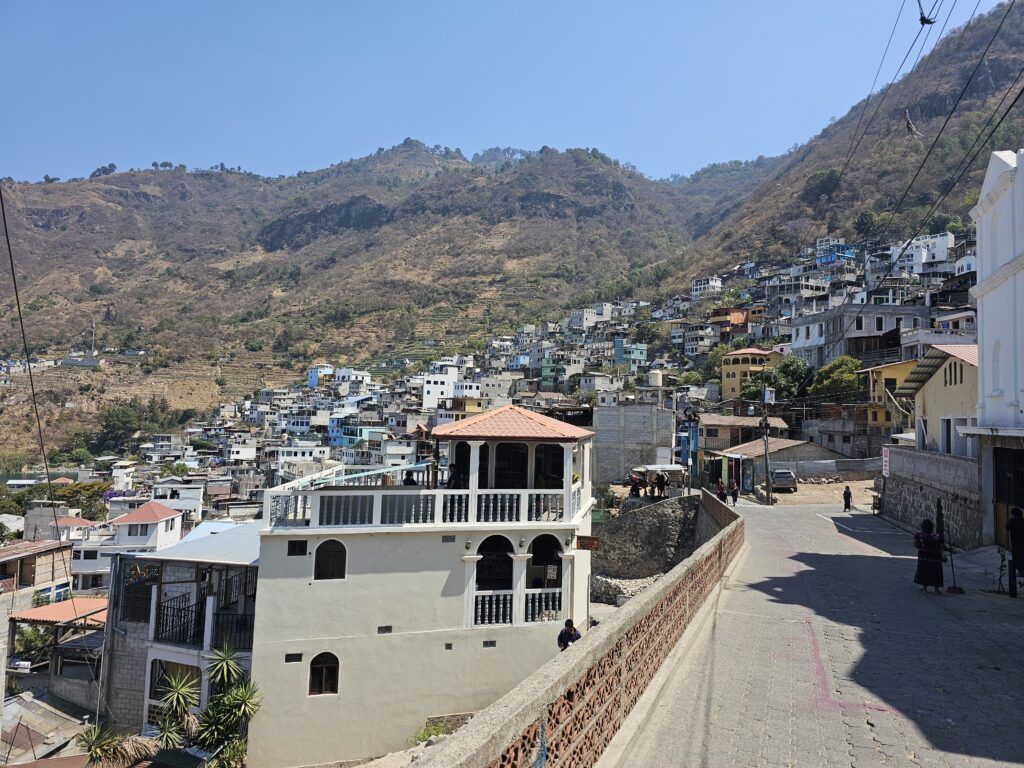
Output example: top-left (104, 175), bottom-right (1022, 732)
top-left (467, 441), bottom-right (483, 523)
top-left (148, 585), bottom-right (158, 642)
top-left (526, 443), bottom-right (536, 489)
top-left (558, 552), bottom-right (575, 623)
top-left (202, 595), bottom-right (215, 652)
top-left (511, 552), bottom-right (531, 626)
top-left (487, 442), bottom-right (497, 489)
top-left (462, 554), bottom-right (482, 628)
top-left (561, 442), bottom-right (575, 512)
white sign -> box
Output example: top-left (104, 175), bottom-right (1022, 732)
top-left (882, 446), bottom-right (890, 478)
top-left (546, 565), bottom-right (558, 581)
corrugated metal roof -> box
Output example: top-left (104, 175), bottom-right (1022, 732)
top-left (895, 344), bottom-right (977, 398)
top-left (145, 521), bottom-right (260, 566)
top-left (432, 405), bottom-right (593, 441)
top-left (699, 414), bottom-right (789, 429)
top-left (10, 598), bottom-right (107, 627)
top-left (0, 540), bottom-right (69, 565)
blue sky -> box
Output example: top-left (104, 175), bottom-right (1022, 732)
top-left (2, 0), bottom-right (1001, 181)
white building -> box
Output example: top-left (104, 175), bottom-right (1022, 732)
top-left (421, 367), bottom-right (459, 410)
top-left (964, 149), bottom-right (1024, 547)
top-left (249, 406), bottom-right (595, 767)
top-left (151, 477), bottom-right (205, 521)
top-left (691, 275), bottom-right (723, 301)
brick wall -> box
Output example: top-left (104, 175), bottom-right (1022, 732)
top-left (416, 490), bottom-right (744, 768)
top-left (103, 620), bottom-right (150, 729)
top-left (881, 445), bottom-right (982, 549)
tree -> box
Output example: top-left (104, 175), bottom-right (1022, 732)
top-left (88, 163), bottom-right (116, 179)
top-left (0, 498), bottom-right (21, 517)
top-left (742, 355), bottom-right (812, 402)
top-left (928, 212), bottom-right (965, 236)
top-left (854, 210), bottom-right (877, 239)
top-left (678, 371), bottom-right (703, 386)
top-left (800, 168), bottom-right (841, 205)
top-left (807, 355), bottom-right (863, 404)
top-left (0, 450), bottom-right (30, 474)
top-left (160, 462), bottom-right (190, 477)
top-left (43, 175), bottom-right (60, 184)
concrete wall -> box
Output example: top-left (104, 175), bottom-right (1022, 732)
top-left (416, 491), bottom-right (743, 768)
top-left (592, 405), bottom-right (675, 486)
top-left (881, 445), bottom-right (983, 549)
top-left (104, 620), bottom-right (151, 729)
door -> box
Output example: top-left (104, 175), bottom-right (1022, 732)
top-left (994, 447), bottom-right (1024, 548)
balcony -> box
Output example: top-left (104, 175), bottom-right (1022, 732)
top-left (268, 485), bottom-right (583, 529)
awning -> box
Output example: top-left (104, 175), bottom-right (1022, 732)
top-left (957, 426), bottom-right (1024, 438)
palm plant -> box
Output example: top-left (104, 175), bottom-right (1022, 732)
top-left (205, 643), bottom-right (244, 690)
top-left (76, 725), bottom-right (158, 768)
top-left (157, 670), bottom-right (199, 739)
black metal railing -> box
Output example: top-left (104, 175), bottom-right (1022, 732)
top-left (155, 594), bottom-right (205, 647)
top-left (212, 612), bottom-right (255, 650)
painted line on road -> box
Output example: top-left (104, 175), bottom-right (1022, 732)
top-left (816, 513), bottom-right (902, 533)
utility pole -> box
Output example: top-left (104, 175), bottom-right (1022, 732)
top-left (762, 366), bottom-right (773, 506)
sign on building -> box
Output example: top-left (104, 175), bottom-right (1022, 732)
top-left (882, 446), bottom-right (890, 478)
top-left (575, 535), bottom-right (601, 551)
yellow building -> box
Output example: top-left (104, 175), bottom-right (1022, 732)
top-left (895, 344), bottom-right (978, 456)
top-left (720, 348), bottom-right (784, 401)
top-left (858, 359), bottom-right (918, 431)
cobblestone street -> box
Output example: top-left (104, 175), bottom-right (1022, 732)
top-left (602, 504), bottom-right (1024, 768)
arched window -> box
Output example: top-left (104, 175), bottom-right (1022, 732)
top-left (309, 652), bottom-right (339, 695)
top-left (314, 540), bottom-right (346, 580)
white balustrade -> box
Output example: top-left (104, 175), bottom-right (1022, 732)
top-left (524, 588), bottom-right (562, 623)
top-left (474, 590), bottom-right (514, 625)
top-left (270, 487), bottom-right (579, 528)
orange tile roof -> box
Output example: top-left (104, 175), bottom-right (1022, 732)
top-left (10, 597), bottom-right (107, 627)
top-left (431, 405), bottom-right (593, 441)
top-left (48, 517), bottom-right (98, 528)
top-left (110, 500), bottom-right (182, 525)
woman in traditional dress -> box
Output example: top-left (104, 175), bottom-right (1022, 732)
top-left (913, 518), bottom-right (944, 593)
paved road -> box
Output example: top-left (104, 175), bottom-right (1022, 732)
top-left (605, 503), bottom-right (1024, 768)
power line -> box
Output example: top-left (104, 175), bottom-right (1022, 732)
top-left (0, 181), bottom-right (81, 621)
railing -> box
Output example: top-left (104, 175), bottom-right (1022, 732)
top-left (474, 590), bottom-right (514, 626)
top-left (155, 594), bottom-right (205, 647)
top-left (524, 588), bottom-right (561, 623)
top-left (266, 486), bottom-right (583, 529)
top-left (477, 493), bottom-right (520, 523)
top-left (212, 612), bottom-right (255, 650)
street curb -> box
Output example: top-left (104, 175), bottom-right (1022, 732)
top-left (596, 540), bottom-right (751, 768)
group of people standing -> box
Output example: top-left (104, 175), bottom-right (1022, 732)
top-left (715, 479), bottom-right (739, 505)
top-left (628, 472), bottom-right (669, 499)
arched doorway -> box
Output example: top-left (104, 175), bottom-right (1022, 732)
top-left (526, 534), bottom-right (563, 623)
top-left (474, 536), bottom-right (513, 625)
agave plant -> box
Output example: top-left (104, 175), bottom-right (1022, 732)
top-left (222, 680), bottom-right (261, 722)
top-left (205, 644), bottom-right (243, 690)
top-left (157, 671), bottom-right (200, 737)
top-left (116, 735), bottom-right (160, 767)
top-left (209, 737), bottom-right (249, 768)
top-left (154, 715), bottom-right (184, 750)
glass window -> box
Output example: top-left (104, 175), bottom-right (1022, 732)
top-left (309, 652), bottom-right (339, 695)
top-left (288, 540), bottom-right (308, 557)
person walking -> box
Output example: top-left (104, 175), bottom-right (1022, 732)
top-left (557, 619), bottom-right (581, 651)
top-left (843, 485), bottom-right (852, 512)
top-left (655, 473), bottom-right (667, 499)
top-left (913, 518), bottom-right (944, 593)
top-left (729, 479), bottom-right (739, 506)
top-left (716, 479), bottom-right (727, 503)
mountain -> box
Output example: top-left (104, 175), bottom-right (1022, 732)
top-left (0, 140), bottom-right (714, 368)
top-left (690, 1), bottom-right (1024, 267)
top-left (3, 2), bottom-right (1024, 372)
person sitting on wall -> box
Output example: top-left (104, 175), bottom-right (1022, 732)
top-left (557, 619), bottom-right (581, 651)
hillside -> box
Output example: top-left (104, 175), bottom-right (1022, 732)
top-left (691, 1), bottom-right (1024, 269)
top-left (0, 141), bottom-right (713, 370)
top-left (3, 2), bottom-right (1024, 383)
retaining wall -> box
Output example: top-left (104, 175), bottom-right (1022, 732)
top-left (417, 491), bottom-right (743, 768)
top-left (881, 445), bottom-right (982, 549)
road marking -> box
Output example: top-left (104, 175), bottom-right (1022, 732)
top-left (816, 513), bottom-right (903, 533)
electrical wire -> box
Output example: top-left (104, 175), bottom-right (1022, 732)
top-left (0, 181), bottom-right (81, 622)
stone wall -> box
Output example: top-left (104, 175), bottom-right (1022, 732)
top-left (416, 491), bottom-right (743, 768)
top-left (592, 496), bottom-right (698, 579)
top-left (881, 445), bottom-right (982, 549)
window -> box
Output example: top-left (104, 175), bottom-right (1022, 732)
top-left (84, 550), bottom-right (98, 560)
top-left (288, 541), bottom-right (308, 557)
top-left (139, 524), bottom-right (149, 536)
top-left (855, 316), bottom-right (863, 331)
top-left (308, 652), bottom-right (339, 695)
top-left (875, 316), bottom-right (884, 332)
top-left (128, 524), bottom-right (139, 537)
top-left (705, 428), bottom-right (719, 438)
top-left (313, 540), bottom-right (347, 580)
top-left (164, 518), bottom-right (176, 532)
